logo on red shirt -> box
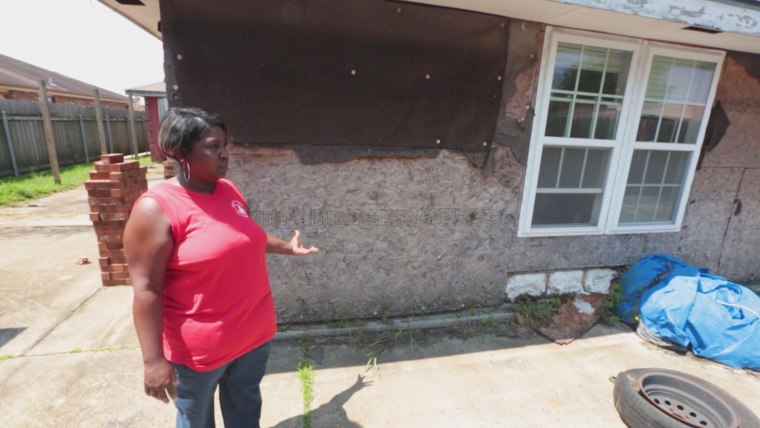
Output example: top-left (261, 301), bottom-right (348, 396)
top-left (231, 200), bottom-right (248, 218)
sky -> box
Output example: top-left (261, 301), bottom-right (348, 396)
top-left (0, 0), bottom-right (164, 95)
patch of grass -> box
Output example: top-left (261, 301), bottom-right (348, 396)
top-left (0, 155), bottom-right (155, 207)
top-left (297, 347), bottom-right (315, 428)
top-left (0, 354), bottom-right (13, 361)
top-left (511, 295), bottom-right (562, 328)
top-left (69, 348), bottom-right (83, 354)
top-left (600, 280), bottom-right (623, 325)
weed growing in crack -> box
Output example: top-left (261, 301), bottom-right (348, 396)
top-left (511, 295), bottom-right (562, 328)
top-left (600, 280), bottom-right (623, 325)
top-left (297, 346), bottom-right (314, 428)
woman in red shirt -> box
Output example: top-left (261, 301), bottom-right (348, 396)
top-left (124, 107), bottom-right (318, 428)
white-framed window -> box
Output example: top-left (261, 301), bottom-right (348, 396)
top-left (518, 27), bottom-right (724, 237)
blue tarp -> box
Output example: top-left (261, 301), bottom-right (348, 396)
top-left (617, 254), bottom-right (760, 371)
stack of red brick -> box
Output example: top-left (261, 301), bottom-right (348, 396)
top-left (85, 154), bottom-right (148, 286)
top-left (163, 160), bottom-right (176, 179)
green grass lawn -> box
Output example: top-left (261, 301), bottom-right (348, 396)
top-left (0, 155), bottom-right (154, 207)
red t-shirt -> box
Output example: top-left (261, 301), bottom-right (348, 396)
top-left (138, 178), bottom-right (276, 371)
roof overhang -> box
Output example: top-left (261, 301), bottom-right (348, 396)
top-left (98, 0), bottom-right (760, 53)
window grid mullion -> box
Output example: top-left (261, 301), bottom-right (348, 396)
top-left (555, 147), bottom-right (566, 188)
top-left (578, 149), bottom-right (589, 189)
top-left (632, 150), bottom-right (652, 222)
top-left (651, 151), bottom-right (672, 222)
top-left (674, 60), bottom-right (698, 143)
top-left (590, 48), bottom-right (611, 139)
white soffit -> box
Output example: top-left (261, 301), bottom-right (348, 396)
top-left (97, 0), bottom-right (161, 39)
top-left (403, 0), bottom-right (760, 54)
top-left (98, 0), bottom-right (760, 54)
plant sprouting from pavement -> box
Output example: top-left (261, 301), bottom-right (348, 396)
top-left (298, 347), bottom-right (314, 428)
top-left (511, 295), bottom-right (561, 327)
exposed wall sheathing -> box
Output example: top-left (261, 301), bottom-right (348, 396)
top-left (222, 27), bottom-right (760, 321)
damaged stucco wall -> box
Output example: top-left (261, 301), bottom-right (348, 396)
top-left (227, 22), bottom-right (760, 322)
top-left (680, 52), bottom-right (760, 283)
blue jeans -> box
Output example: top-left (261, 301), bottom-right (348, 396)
top-left (172, 341), bottom-right (271, 428)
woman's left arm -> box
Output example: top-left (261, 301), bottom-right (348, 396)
top-left (267, 230), bottom-right (319, 255)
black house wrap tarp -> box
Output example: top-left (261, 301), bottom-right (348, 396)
top-left (160, 0), bottom-right (510, 152)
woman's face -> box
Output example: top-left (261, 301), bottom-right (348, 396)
top-left (184, 126), bottom-right (229, 182)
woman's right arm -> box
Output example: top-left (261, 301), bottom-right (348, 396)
top-left (124, 197), bottom-right (176, 403)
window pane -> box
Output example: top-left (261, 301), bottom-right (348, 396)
top-left (602, 50), bottom-right (631, 96)
top-left (577, 46), bottom-right (608, 93)
top-left (546, 43), bottom-right (632, 140)
top-left (636, 102), bottom-right (661, 142)
top-left (636, 186), bottom-right (660, 222)
top-left (655, 186), bottom-right (680, 222)
top-left (627, 150), bottom-right (647, 184)
top-left (639, 55), bottom-right (716, 145)
top-left (619, 150), bottom-right (691, 225)
top-left (619, 186), bottom-right (638, 223)
top-left (663, 152), bottom-right (690, 184)
top-left (558, 148), bottom-right (585, 187)
top-left (645, 56), bottom-right (672, 100)
top-left (552, 43), bottom-right (582, 91)
top-left (570, 97), bottom-right (595, 138)
top-left (689, 61), bottom-right (717, 103)
top-left (532, 193), bottom-right (601, 226)
top-left (538, 147), bottom-right (562, 187)
top-left (677, 105), bottom-right (705, 144)
top-left (656, 107), bottom-right (679, 142)
top-left (664, 58), bottom-right (695, 102)
top-left (594, 100), bottom-right (621, 139)
top-left (546, 97), bottom-right (571, 137)
top-left (581, 149), bottom-right (609, 188)
top-left (644, 151), bottom-right (668, 184)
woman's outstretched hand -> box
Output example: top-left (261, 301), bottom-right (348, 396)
top-left (289, 230), bottom-right (319, 255)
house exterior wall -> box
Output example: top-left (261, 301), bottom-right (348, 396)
top-left (225, 22), bottom-right (759, 322)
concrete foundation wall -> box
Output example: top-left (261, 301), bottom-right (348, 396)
top-left (226, 25), bottom-right (760, 322)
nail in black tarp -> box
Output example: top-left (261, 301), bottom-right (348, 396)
top-left (160, 0), bottom-right (510, 153)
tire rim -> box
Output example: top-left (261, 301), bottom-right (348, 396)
top-left (638, 370), bottom-right (739, 428)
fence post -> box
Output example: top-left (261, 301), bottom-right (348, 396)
top-left (79, 113), bottom-right (90, 162)
top-left (38, 80), bottom-right (61, 184)
top-left (105, 114), bottom-right (113, 153)
top-left (127, 93), bottom-right (139, 156)
top-left (93, 88), bottom-right (107, 155)
top-left (1, 111), bottom-right (20, 176)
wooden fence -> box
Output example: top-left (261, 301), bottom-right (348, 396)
top-left (0, 99), bottom-right (148, 177)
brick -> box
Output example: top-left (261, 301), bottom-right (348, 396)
top-left (89, 172), bottom-right (110, 180)
top-left (101, 154), bottom-right (124, 164)
top-left (110, 189), bottom-right (124, 198)
top-left (99, 213), bottom-right (127, 221)
top-left (101, 272), bottom-right (111, 281)
top-left (89, 213), bottom-right (101, 222)
top-left (94, 181), bottom-right (123, 190)
top-left (93, 162), bottom-right (123, 173)
top-left (120, 160), bottom-right (139, 170)
top-left (98, 257), bottom-right (110, 267)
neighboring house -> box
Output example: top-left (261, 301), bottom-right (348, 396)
top-left (126, 82), bottom-right (167, 161)
top-left (99, 0), bottom-right (760, 322)
top-left (0, 53), bottom-right (129, 108)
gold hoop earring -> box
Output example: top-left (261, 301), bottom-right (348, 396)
top-left (180, 159), bottom-right (191, 182)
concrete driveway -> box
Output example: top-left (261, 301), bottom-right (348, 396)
top-left (1, 167), bottom-right (758, 427)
